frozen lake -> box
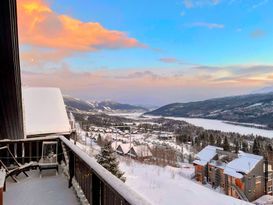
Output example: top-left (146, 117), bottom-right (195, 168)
top-left (114, 113), bottom-right (273, 139)
top-left (164, 116), bottom-right (273, 139)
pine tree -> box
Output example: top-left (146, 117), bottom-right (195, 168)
top-left (223, 136), bottom-right (230, 151)
top-left (209, 134), bottom-right (215, 145)
top-left (216, 137), bottom-right (222, 147)
top-left (96, 141), bottom-right (125, 181)
top-left (234, 140), bottom-right (240, 153)
top-left (97, 134), bottom-right (103, 146)
top-left (252, 138), bottom-right (260, 155)
top-left (242, 141), bottom-right (249, 152)
top-left (188, 154), bottom-right (193, 163)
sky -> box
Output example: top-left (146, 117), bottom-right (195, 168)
top-left (18, 0), bottom-right (273, 106)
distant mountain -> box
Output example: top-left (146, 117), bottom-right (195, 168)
top-left (63, 96), bottom-right (148, 113)
top-left (252, 86), bottom-right (273, 94)
top-left (146, 93), bottom-right (273, 129)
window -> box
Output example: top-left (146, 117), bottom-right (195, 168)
top-left (256, 176), bottom-right (261, 184)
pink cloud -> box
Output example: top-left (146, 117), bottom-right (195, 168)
top-left (21, 66), bottom-right (271, 105)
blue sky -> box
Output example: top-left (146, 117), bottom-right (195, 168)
top-left (19, 0), bottom-right (273, 105)
top-left (49, 0), bottom-right (273, 69)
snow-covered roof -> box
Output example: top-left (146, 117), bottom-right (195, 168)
top-left (131, 145), bottom-right (152, 157)
top-left (22, 87), bottom-right (71, 136)
top-left (224, 152), bottom-right (263, 179)
top-left (209, 160), bottom-right (226, 169)
top-left (193, 145), bottom-right (223, 166)
top-left (254, 195), bottom-right (273, 205)
top-left (111, 141), bottom-right (122, 150)
top-left (117, 143), bottom-right (131, 154)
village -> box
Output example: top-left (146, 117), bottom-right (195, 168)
top-left (70, 115), bottom-right (273, 205)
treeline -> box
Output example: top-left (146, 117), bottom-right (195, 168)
top-left (71, 112), bottom-right (133, 129)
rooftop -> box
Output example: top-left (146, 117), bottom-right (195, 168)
top-left (22, 87), bottom-right (71, 136)
top-left (193, 145), bottom-right (223, 166)
top-left (224, 151), bottom-right (263, 178)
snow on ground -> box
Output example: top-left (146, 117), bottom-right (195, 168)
top-left (254, 195), bottom-right (273, 205)
top-left (144, 115), bottom-right (273, 139)
top-left (112, 113), bottom-right (273, 138)
top-left (119, 159), bottom-right (253, 205)
top-left (4, 169), bottom-right (79, 205)
top-left (108, 112), bottom-right (144, 119)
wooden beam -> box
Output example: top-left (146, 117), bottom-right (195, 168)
top-left (0, 0), bottom-right (24, 140)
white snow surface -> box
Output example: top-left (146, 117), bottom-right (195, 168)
top-left (117, 143), bottom-right (132, 154)
top-left (119, 160), bottom-right (252, 205)
top-left (143, 115), bottom-right (273, 139)
top-left (193, 145), bottom-right (222, 166)
top-left (254, 195), bottom-right (273, 205)
top-left (131, 145), bottom-right (152, 157)
top-left (224, 152), bottom-right (263, 179)
top-left (22, 87), bottom-right (71, 136)
top-left (4, 169), bottom-right (79, 205)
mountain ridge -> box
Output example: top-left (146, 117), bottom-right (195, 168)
top-left (146, 92), bottom-right (273, 129)
top-left (63, 95), bottom-right (149, 113)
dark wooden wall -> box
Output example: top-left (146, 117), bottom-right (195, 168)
top-left (0, 0), bottom-right (24, 140)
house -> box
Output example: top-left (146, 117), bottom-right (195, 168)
top-left (22, 87), bottom-right (72, 138)
top-left (128, 145), bottom-right (153, 159)
top-left (116, 143), bottom-right (131, 155)
top-left (158, 133), bottom-right (173, 140)
top-left (208, 150), bottom-right (237, 188)
top-left (111, 141), bottom-right (123, 151)
top-left (193, 145), bottom-right (223, 183)
top-left (194, 146), bottom-right (269, 202)
top-left (224, 152), bottom-right (265, 202)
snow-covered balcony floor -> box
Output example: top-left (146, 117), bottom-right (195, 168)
top-left (4, 169), bottom-right (79, 205)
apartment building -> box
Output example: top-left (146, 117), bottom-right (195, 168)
top-left (193, 145), bottom-right (272, 202)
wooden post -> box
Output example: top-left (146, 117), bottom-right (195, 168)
top-left (92, 174), bottom-right (101, 205)
top-left (68, 149), bottom-right (75, 188)
top-left (0, 169), bottom-right (6, 205)
top-left (0, 187), bottom-right (3, 205)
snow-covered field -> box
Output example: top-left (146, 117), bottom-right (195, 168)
top-left (136, 114), bottom-right (273, 139)
top-left (109, 113), bottom-right (273, 138)
top-left (119, 160), bottom-right (253, 205)
top-left (165, 116), bottom-right (273, 139)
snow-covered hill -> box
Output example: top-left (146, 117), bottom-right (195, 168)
top-left (63, 95), bottom-right (148, 113)
top-left (252, 86), bottom-right (273, 94)
top-left (146, 92), bottom-right (273, 129)
top-left (119, 160), bottom-right (252, 205)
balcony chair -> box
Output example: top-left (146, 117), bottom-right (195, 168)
top-left (38, 141), bottom-right (59, 176)
top-left (0, 146), bottom-right (33, 182)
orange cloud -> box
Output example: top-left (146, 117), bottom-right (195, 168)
top-left (17, 0), bottom-right (143, 54)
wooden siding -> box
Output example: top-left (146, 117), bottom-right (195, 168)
top-left (0, 0), bottom-right (24, 140)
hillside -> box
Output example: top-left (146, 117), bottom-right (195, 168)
top-left (146, 92), bottom-right (273, 129)
top-left (119, 160), bottom-right (252, 205)
top-left (63, 96), bottom-right (148, 113)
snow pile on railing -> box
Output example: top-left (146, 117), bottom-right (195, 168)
top-left (59, 136), bottom-right (152, 205)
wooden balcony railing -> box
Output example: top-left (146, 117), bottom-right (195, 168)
top-left (0, 136), bottom-right (151, 205)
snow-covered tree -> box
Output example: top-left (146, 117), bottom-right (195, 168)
top-left (223, 136), bottom-right (230, 151)
top-left (96, 141), bottom-right (125, 182)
